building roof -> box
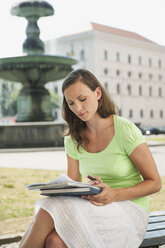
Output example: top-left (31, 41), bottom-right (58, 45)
top-left (57, 22), bottom-right (156, 45)
top-left (89, 22), bottom-right (154, 44)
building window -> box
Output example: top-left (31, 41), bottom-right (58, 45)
top-left (129, 109), bottom-right (133, 118)
top-left (116, 84), bottom-right (120, 94)
top-left (119, 109), bottom-right (122, 116)
top-left (158, 87), bottom-right (162, 97)
top-left (54, 111), bottom-right (58, 120)
top-left (158, 59), bottom-right (162, 68)
top-left (149, 86), bottom-right (152, 96)
top-left (149, 74), bottom-right (153, 80)
top-left (116, 52), bottom-right (120, 62)
top-left (70, 43), bottom-right (74, 56)
top-left (138, 72), bottom-right (142, 79)
top-left (138, 56), bottom-right (142, 65)
top-left (149, 58), bottom-right (152, 67)
top-left (116, 70), bottom-right (120, 76)
top-left (128, 54), bottom-right (131, 64)
top-left (104, 82), bottom-right (108, 90)
top-left (128, 71), bottom-right (132, 78)
top-left (160, 110), bottom-right (163, 118)
top-left (104, 68), bottom-right (108, 75)
top-left (80, 49), bottom-right (85, 60)
top-left (104, 50), bottom-right (108, 60)
top-left (139, 85), bottom-right (142, 96)
top-left (150, 110), bottom-right (154, 118)
top-left (140, 109), bottom-right (144, 118)
top-left (158, 75), bottom-right (162, 81)
top-left (127, 84), bottom-right (131, 95)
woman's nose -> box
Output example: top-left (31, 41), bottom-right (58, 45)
top-left (74, 103), bottom-right (82, 112)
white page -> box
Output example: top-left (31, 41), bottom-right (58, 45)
top-left (48, 174), bottom-right (74, 184)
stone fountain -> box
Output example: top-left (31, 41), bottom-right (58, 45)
top-left (0, 0), bottom-right (76, 148)
top-left (0, 0), bottom-right (76, 122)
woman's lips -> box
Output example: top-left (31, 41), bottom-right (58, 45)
top-left (78, 112), bottom-right (87, 117)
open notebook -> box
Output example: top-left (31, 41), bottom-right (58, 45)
top-left (26, 174), bottom-right (102, 196)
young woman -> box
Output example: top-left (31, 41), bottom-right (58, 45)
top-left (19, 69), bottom-right (161, 248)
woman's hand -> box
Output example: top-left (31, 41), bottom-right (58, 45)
top-left (81, 176), bottom-right (117, 206)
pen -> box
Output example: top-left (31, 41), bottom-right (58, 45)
top-left (86, 175), bottom-right (97, 181)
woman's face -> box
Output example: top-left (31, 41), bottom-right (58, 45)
top-left (64, 80), bottom-right (102, 121)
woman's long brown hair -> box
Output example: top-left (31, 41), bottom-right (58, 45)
top-left (62, 69), bottom-right (117, 150)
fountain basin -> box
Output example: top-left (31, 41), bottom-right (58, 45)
top-left (0, 55), bottom-right (76, 84)
top-left (11, 1), bottom-right (54, 18)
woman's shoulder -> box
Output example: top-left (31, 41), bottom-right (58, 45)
top-left (115, 115), bottom-right (137, 133)
top-left (64, 135), bottom-right (77, 146)
top-left (115, 114), bottom-right (143, 135)
top-left (115, 115), bottom-right (132, 126)
top-left (64, 135), bottom-right (79, 159)
top-left (114, 115), bottom-right (145, 155)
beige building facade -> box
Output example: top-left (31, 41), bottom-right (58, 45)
top-left (45, 23), bottom-right (165, 127)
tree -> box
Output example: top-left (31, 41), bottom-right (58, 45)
top-left (0, 79), bottom-right (22, 116)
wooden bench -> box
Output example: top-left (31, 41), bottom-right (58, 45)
top-left (139, 210), bottom-right (165, 248)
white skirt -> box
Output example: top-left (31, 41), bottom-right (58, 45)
top-left (35, 197), bottom-right (149, 248)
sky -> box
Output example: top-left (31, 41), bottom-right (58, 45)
top-left (0, 0), bottom-right (165, 57)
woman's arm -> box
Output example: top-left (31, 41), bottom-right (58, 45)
top-left (66, 154), bottom-right (82, 182)
top-left (114, 142), bottom-right (161, 201)
top-left (82, 143), bottom-right (162, 206)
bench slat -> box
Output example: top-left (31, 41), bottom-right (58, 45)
top-left (147, 222), bottom-right (165, 232)
top-left (149, 216), bottom-right (165, 224)
top-left (140, 229), bottom-right (165, 247)
top-left (149, 211), bottom-right (165, 217)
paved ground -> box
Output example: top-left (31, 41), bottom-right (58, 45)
top-left (149, 145), bottom-right (165, 176)
top-left (0, 144), bottom-right (165, 175)
top-left (0, 148), bottom-right (67, 171)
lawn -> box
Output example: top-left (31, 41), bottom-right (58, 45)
top-left (0, 168), bottom-right (63, 235)
top-left (0, 167), bottom-right (165, 235)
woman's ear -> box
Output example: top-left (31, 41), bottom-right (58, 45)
top-left (96, 87), bottom-right (102, 100)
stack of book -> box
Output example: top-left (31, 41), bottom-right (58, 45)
top-left (26, 174), bottom-right (102, 196)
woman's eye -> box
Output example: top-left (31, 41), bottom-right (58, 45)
top-left (80, 98), bottom-right (86, 101)
top-left (68, 102), bottom-right (74, 106)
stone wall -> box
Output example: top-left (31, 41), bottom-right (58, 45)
top-left (0, 122), bottom-right (65, 149)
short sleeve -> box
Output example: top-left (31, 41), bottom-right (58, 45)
top-left (64, 136), bottom-right (79, 160)
top-left (117, 118), bottom-right (146, 155)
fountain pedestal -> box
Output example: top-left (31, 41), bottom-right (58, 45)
top-left (17, 86), bottom-right (52, 121)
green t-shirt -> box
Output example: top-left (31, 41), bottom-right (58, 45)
top-left (64, 115), bottom-right (149, 212)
